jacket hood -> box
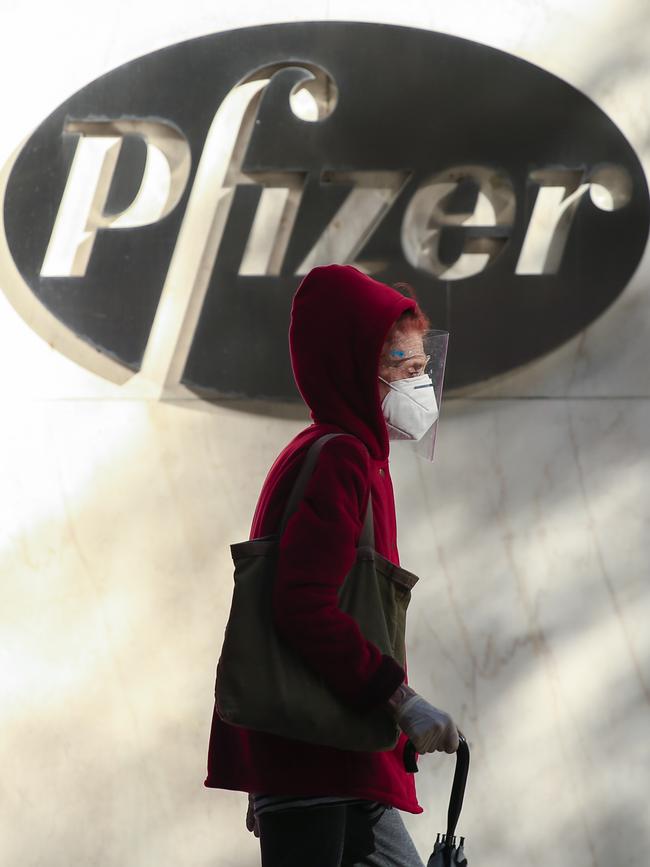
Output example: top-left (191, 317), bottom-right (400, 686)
top-left (289, 264), bottom-right (416, 460)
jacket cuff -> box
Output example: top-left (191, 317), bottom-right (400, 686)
top-left (354, 655), bottom-right (405, 712)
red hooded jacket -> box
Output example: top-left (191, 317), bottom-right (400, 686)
top-left (204, 264), bottom-right (422, 813)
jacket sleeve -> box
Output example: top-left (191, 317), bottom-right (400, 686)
top-left (272, 435), bottom-right (405, 711)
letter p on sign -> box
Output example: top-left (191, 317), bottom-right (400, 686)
top-left (40, 119), bottom-right (191, 277)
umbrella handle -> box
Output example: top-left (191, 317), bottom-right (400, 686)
top-left (403, 739), bottom-right (419, 773)
top-left (446, 733), bottom-right (470, 843)
top-left (403, 734), bottom-right (470, 843)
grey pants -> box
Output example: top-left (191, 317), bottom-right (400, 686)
top-left (258, 803), bottom-right (425, 867)
top-left (352, 807), bottom-right (425, 867)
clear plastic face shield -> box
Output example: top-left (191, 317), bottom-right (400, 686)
top-left (378, 329), bottom-right (449, 462)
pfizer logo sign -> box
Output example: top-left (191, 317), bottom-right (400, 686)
top-left (2, 22), bottom-right (648, 398)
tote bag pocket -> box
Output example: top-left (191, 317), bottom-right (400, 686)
top-left (215, 539), bottom-right (418, 751)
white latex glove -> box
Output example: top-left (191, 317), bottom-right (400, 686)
top-left (387, 684), bottom-right (459, 754)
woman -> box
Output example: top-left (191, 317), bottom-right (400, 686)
top-left (205, 264), bottom-right (460, 866)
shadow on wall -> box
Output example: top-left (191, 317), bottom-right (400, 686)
top-left (0, 399), bottom-right (286, 866)
top-left (393, 395), bottom-right (649, 862)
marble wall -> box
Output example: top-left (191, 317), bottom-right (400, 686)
top-left (1, 3), bottom-right (648, 866)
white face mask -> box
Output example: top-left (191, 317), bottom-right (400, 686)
top-left (379, 373), bottom-right (439, 441)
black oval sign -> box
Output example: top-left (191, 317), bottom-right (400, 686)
top-left (2, 22), bottom-right (649, 397)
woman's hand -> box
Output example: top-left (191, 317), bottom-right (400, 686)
top-left (246, 794), bottom-right (260, 838)
top-left (387, 683), bottom-right (459, 754)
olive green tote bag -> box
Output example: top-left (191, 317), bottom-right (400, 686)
top-left (214, 432), bottom-right (419, 752)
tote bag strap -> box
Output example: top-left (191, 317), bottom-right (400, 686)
top-left (279, 433), bottom-right (375, 549)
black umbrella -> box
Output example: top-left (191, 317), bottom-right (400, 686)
top-left (404, 733), bottom-right (470, 866)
